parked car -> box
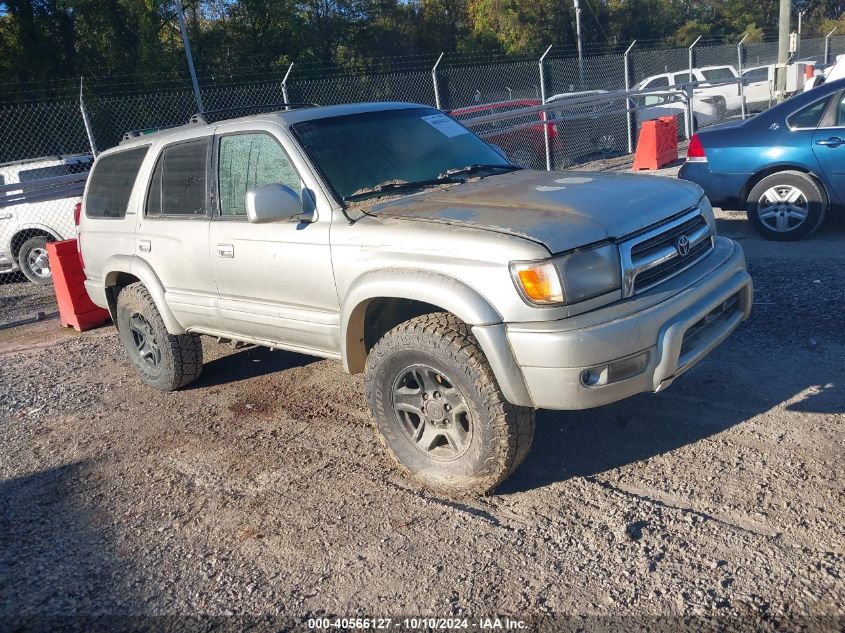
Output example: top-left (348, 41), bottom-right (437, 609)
top-left (805, 54), bottom-right (845, 91)
top-left (546, 90), bottom-right (629, 161)
top-left (0, 154), bottom-right (92, 283)
top-left (450, 99), bottom-right (551, 170)
top-left (629, 91), bottom-right (721, 128)
top-left (79, 102), bottom-right (752, 495)
top-left (636, 65), bottom-right (742, 118)
top-left (742, 63), bottom-right (810, 109)
top-left (679, 77), bottom-right (845, 241)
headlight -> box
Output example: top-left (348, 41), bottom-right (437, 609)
top-left (699, 195), bottom-right (717, 234)
top-left (511, 243), bottom-right (622, 306)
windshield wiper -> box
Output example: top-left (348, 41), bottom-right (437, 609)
top-left (344, 178), bottom-right (453, 202)
top-left (438, 164), bottom-right (522, 179)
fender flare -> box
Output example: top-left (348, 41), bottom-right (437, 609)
top-left (11, 224), bottom-right (63, 253)
top-left (103, 255), bottom-right (185, 334)
top-left (340, 269), bottom-right (534, 408)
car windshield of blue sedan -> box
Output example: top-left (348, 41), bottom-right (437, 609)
top-left (292, 107), bottom-right (510, 201)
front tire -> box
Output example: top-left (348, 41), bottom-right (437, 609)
top-left (746, 171), bottom-right (827, 241)
top-left (116, 282), bottom-right (203, 391)
top-left (365, 313), bottom-right (535, 496)
top-left (18, 236), bottom-right (53, 285)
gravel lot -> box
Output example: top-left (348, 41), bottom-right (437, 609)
top-left (1, 162), bottom-right (843, 630)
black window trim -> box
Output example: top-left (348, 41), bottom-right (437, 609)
top-left (143, 136), bottom-right (213, 221)
top-left (211, 129), bottom-right (303, 223)
top-left (84, 144), bottom-right (151, 220)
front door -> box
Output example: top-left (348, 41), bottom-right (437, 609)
top-left (136, 136), bottom-right (218, 330)
top-left (812, 91), bottom-right (845, 206)
top-left (208, 130), bottom-right (339, 355)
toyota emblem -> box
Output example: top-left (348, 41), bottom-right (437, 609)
top-left (676, 235), bottom-right (691, 257)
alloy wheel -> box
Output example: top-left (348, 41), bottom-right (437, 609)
top-left (391, 364), bottom-right (473, 461)
top-left (129, 313), bottom-right (162, 369)
top-left (26, 247), bottom-right (51, 279)
top-left (757, 185), bottom-right (809, 233)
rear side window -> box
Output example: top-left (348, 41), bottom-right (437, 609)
top-left (787, 96), bottom-right (833, 129)
top-left (146, 139), bottom-right (209, 217)
top-left (836, 94), bottom-right (845, 126)
top-left (86, 148), bottom-right (148, 219)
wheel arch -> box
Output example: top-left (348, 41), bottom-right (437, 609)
top-left (740, 165), bottom-right (830, 209)
top-left (11, 226), bottom-right (62, 257)
top-left (103, 256), bottom-right (185, 334)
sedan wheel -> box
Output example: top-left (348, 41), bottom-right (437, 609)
top-left (756, 185), bottom-right (809, 233)
top-left (746, 171), bottom-right (827, 241)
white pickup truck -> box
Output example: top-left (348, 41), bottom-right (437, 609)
top-left (636, 65), bottom-right (742, 119)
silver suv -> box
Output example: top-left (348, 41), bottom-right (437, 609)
top-left (79, 102), bottom-right (753, 494)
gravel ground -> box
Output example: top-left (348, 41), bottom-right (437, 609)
top-left (1, 162), bottom-right (843, 631)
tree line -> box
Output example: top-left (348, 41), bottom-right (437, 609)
top-left (1, 0), bottom-right (843, 96)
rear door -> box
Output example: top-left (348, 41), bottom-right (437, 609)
top-left (812, 90), bottom-right (845, 205)
top-left (136, 136), bottom-right (219, 330)
top-left (208, 128), bottom-right (339, 354)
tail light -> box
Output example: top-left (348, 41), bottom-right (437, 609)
top-left (73, 201), bottom-right (82, 226)
top-left (687, 133), bottom-right (707, 162)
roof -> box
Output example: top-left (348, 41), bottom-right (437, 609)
top-left (113, 101), bottom-right (427, 152)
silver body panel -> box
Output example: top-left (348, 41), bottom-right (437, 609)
top-left (79, 102), bottom-right (752, 411)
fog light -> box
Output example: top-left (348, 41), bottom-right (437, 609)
top-left (580, 351), bottom-right (650, 388)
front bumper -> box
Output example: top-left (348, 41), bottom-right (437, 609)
top-left (505, 237), bottom-right (752, 410)
top-left (0, 249), bottom-right (16, 274)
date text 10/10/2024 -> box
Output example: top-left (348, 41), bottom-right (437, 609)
top-left (307, 617), bottom-right (527, 630)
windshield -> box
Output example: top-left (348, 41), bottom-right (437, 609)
top-left (291, 107), bottom-right (509, 201)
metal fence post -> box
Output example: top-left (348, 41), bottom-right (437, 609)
top-left (282, 63), bottom-right (294, 108)
top-left (79, 79), bottom-right (98, 157)
top-left (623, 40), bottom-right (637, 154)
top-left (737, 34), bottom-right (748, 120)
top-left (175, 2), bottom-right (204, 114)
top-left (432, 53), bottom-right (445, 110)
top-left (539, 45), bottom-right (553, 171)
top-left (687, 35), bottom-right (702, 138)
top-left (825, 27), bottom-right (838, 65)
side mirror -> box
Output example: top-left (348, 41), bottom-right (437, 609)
top-left (245, 183), bottom-right (313, 224)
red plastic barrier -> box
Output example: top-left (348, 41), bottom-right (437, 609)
top-left (46, 239), bottom-right (111, 332)
top-left (632, 115), bottom-right (679, 171)
top-left (805, 64), bottom-right (815, 80)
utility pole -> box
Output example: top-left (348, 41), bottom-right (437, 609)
top-left (574, 0), bottom-right (584, 89)
top-left (175, 2), bottom-right (204, 113)
top-left (776, 0), bottom-right (791, 101)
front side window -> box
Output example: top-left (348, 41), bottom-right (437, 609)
top-left (86, 147), bottom-right (148, 219)
top-left (218, 133), bottom-right (301, 217)
top-left (644, 76), bottom-right (669, 89)
top-left (787, 96), bottom-right (833, 129)
top-left (292, 107), bottom-right (508, 201)
top-left (146, 138), bottom-right (209, 217)
top-left (702, 68), bottom-right (737, 82)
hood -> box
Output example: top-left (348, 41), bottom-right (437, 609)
top-left (367, 170), bottom-right (703, 253)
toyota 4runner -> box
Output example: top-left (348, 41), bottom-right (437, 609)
top-left (79, 102), bottom-right (753, 495)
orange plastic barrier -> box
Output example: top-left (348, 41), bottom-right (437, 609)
top-left (632, 115), bottom-right (679, 171)
top-left (46, 239), bottom-right (111, 332)
top-left (805, 64), bottom-right (815, 80)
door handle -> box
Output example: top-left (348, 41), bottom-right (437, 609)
top-left (138, 240), bottom-right (151, 253)
top-left (816, 137), bottom-right (845, 148)
top-left (216, 244), bottom-right (234, 258)
top-left (0, 213), bottom-right (12, 221)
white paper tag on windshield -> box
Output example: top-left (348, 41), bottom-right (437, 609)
top-left (421, 113), bottom-right (469, 138)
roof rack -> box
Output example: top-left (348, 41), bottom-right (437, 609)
top-left (120, 125), bottom-right (180, 143)
top-left (189, 102), bottom-right (319, 125)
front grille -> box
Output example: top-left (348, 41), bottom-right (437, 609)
top-left (633, 237), bottom-right (711, 293)
top-left (620, 209), bottom-right (715, 297)
top-left (631, 215), bottom-right (707, 260)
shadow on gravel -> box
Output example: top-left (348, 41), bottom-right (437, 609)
top-left (188, 343), bottom-right (319, 390)
top-left (0, 461), bottom-right (142, 616)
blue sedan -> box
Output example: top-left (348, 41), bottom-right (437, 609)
top-left (679, 77), bottom-right (845, 240)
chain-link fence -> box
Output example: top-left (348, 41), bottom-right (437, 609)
top-left (1, 34), bottom-right (844, 289)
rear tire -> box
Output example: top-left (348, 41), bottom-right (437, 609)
top-left (116, 282), bottom-right (203, 391)
top-left (365, 313), bottom-right (535, 496)
top-left (18, 236), bottom-right (53, 285)
top-left (746, 171), bottom-right (827, 241)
